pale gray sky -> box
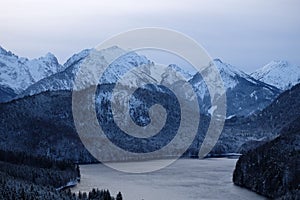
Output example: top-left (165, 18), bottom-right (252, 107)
top-left (1, 0), bottom-right (299, 72)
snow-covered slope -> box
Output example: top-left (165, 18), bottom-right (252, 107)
top-left (189, 59), bottom-right (280, 116)
top-left (0, 46), bottom-right (64, 96)
top-left (20, 46), bottom-right (153, 96)
top-left (251, 61), bottom-right (300, 90)
top-left (214, 59), bottom-right (259, 88)
top-left (14, 46), bottom-right (280, 117)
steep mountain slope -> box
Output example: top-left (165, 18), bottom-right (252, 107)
top-left (233, 116), bottom-right (300, 199)
top-left (0, 46), bottom-right (64, 101)
top-left (0, 45), bottom-right (290, 118)
top-left (19, 46), bottom-right (152, 97)
top-left (0, 84), bottom-right (209, 161)
top-left (0, 90), bottom-right (95, 163)
top-left (0, 85), bottom-right (16, 102)
top-left (1, 85), bottom-right (298, 162)
top-left (240, 83), bottom-right (300, 140)
top-left (0, 83), bottom-right (298, 162)
top-left (190, 59), bottom-right (280, 116)
top-left (211, 83), bottom-right (300, 154)
top-left (21, 51), bottom-right (281, 117)
top-left (251, 60), bottom-right (300, 90)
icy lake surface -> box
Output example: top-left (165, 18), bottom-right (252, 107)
top-left (72, 158), bottom-right (264, 200)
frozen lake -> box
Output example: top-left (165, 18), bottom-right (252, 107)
top-left (72, 158), bottom-right (264, 200)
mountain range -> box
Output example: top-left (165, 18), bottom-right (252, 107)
top-left (0, 45), bottom-right (299, 200)
top-left (251, 60), bottom-right (300, 90)
top-left (0, 46), bottom-right (65, 97)
top-left (0, 45), bottom-right (299, 162)
top-left (2, 45), bottom-right (296, 117)
top-left (211, 83), bottom-right (300, 155)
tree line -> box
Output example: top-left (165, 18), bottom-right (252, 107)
top-left (0, 149), bottom-right (122, 200)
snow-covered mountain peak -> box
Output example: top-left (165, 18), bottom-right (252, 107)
top-left (255, 60), bottom-right (290, 75)
top-left (64, 49), bottom-right (92, 68)
top-left (1, 45), bottom-right (281, 118)
top-left (25, 53), bottom-right (64, 81)
top-left (98, 47), bottom-right (152, 84)
top-left (34, 52), bottom-right (60, 68)
top-left (213, 59), bottom-right (247, 79)
top-left (0, 46), bottom-right (65, 94)
top-left (20, 46), bottom-right (153, 95)
top-left (96, 46), bottom-right (150, 69)
top-left (167, 64), bottom-right (194, 79)
top-left (0, 46), bottom-right (17, 58)
top-left (43, 52), bottom-right (57, 61)
top-left (211, 59), bottom-right (257, 89)
top-left (269, 60), bottom-right (288, 66)
top-left (251, 60), bottom-right (300, 90)
top-left (0, 46), bottom-right (8, 55)
top-left (188, 58), bottom-right (280, 116)
top-left (62, 46), bottom-right (130, 73)
top-left (97, 46), bottom-right (126, 61)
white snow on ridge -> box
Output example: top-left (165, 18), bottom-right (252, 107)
top-left (64, 49), bottom-right (91, 69)
top-left (213, 59), bottom-right (257, 89)
top-left (251, 60), bottom-right (300, 90)
top-left (0, 46), bottom-right (64, 93)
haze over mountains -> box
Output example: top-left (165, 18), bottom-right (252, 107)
top-left (0, 45), bottom-right (299, 161)
top-left (1, 45), bottom-right (298, 117)
top-left (0, 44), bottom-right (299, 198)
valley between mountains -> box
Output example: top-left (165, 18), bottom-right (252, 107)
top-left (0, 45), bottom-right (299, 199)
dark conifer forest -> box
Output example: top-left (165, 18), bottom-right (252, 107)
top-left (0, 150), bottom-right (122, 200)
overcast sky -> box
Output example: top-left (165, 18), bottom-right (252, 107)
top-left (1, 0), bottom-right (299, 72)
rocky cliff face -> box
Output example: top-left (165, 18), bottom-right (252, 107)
top-left (0, 85), bottom-right (16, 102)
top-left (1, 84), bottom-right (299, 162)
top-left (189, 59), bottom-right (280, 117)
top-left (210, 83), bottom-right (300, 155)
top-left (233, 117), bottom-right (300, 199)
top-left (0, 46), bottom-right (64, 100)
top-left (251, 60), bottom-right (300, 90)
top-left (0, 45), bottom-right (298, 162)
top-left (0, 84), bottom-right (210, 162)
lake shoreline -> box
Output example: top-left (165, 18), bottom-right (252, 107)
top-left (72, 158), bottom-right (264, 200)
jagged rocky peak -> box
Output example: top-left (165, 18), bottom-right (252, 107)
top-left (213, 58), bottom-right (249, 79)
top-left (18, 46), bottom-right (153, 96)
top-left (0, 46), bottom-right (65, 96)
top-left (260, 60), bottom-right (290, 72)
top-left (251, 60), bottom-right (300, 90)
top-left (28, 52), bottom-right (64, 75)
top-left (167, 64), bottom-right (194, 79)
top-left (85, 46), bottom-right (152, 85)
top-left (64, 49), bottom-right (91, 68)
top-left (0, 45), bottom-right (15, 57)
top-left (42, 52), bottom-right (59, 64)
top-left (64, 46), bottom-right (149, 71)
top-left (189, 58), bottom-right (280, 116)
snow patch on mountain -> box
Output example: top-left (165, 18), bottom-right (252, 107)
top-left (2, 45), bottom-right (280, 117)
top-left (189, 59), bottom-right (280, 116)
top-left (0, 46), bottom-right (64, 94)
top-left (20, 46), bottom-right (153, 96)
top-left (64, 49), bottom-right (91, 69)
top-left (251, 60), bottom-right (300, 90)
top-left (213, 59), bottom-right (258, 89)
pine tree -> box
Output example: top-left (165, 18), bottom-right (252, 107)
top-left (116, 192), bottom-right (122, 200)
